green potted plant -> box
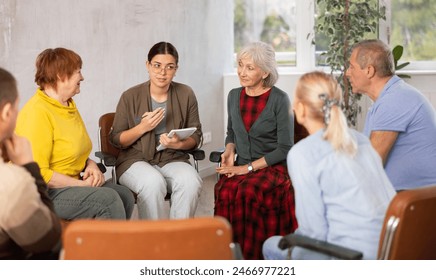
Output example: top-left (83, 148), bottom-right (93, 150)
top-left (315, 0), bottom-right (386, 127)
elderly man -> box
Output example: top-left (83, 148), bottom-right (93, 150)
top-left (0, 68), bottom-right (61, 259)
top-left (346, 39), bottom-right (436, 191)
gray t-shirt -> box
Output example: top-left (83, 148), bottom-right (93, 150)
top-left (152, 98), bottom-right (167, 144)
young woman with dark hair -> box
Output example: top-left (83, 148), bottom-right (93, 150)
top-left (110, 42), bottom-right (203, 220)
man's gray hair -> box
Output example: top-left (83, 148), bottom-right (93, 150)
top-left (351, 39), bottom-right (395, 77)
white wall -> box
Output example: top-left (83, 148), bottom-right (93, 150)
top-left (0, 0), bottom-right (234, 177)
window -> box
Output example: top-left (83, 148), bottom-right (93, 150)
top-left (233, 0), bottom-right (436, 71)
top-left (387, 0), bottom-right (436, 69)
top-left (234, 0), bottom-right (297, 66)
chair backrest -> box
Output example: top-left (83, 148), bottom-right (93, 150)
top-left (61, 217), bottom-right (236, 260)
top-left (98, 112), bottom-right (120, 158)
top-left (378, 185), bottom-right (436, 260)
top-left (294, 117), bottom-right (309, 144)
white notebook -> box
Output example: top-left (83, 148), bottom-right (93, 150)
top-left (156, 127), bottom-right (197, 151)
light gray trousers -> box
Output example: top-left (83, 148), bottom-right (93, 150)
top-left (119, 161), bottom-right (202, 220)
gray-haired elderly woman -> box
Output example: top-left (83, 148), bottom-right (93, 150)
top-left (214, 41), bottom-right (297, 260)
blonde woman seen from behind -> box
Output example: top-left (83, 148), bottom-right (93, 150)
top-left (263, 71), bottom-right (396, 260)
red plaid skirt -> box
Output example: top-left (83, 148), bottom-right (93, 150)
top-left (214, 164), bottom-right (298, 260)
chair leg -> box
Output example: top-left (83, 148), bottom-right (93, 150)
top-left (194, 159), bottom-right (199, 172)
top-left (112, 168), bottom-right (117, 184)
top-left (215, 162), bottom-right (222, 182)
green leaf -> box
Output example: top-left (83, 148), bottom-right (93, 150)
top-left (398, 74), bottom-right (411, 79)
top-left (396, 62), bottom-right (410, 70)
top-left (392, 45), bottom-right (404, 61)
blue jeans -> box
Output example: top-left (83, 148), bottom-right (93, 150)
top-left (48, 181), bottom-right (135, 220)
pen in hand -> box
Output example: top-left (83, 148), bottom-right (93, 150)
top-left (139, 108), bottom-right (165, 133)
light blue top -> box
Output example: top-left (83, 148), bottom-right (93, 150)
top-left (287, 129), bottom-right (395, 259)
top-left (364, 75), bottom-right (436, 190)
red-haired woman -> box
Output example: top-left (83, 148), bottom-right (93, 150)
top-left (16, 48), bottom-right (134, 221)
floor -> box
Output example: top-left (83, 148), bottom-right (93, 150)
top-left (195, 174), bottom-right (216, 217)
top-left (131, 174), bottom-right (216, 219)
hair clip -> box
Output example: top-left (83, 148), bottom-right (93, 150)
top-left (319, 93), bottom-right (339, 125)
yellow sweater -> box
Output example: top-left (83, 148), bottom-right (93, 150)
top-left (15, 89), bottom-right (92, 183)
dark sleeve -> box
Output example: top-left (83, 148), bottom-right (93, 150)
top-left (22, 162), bottom-right (56, 211)
top-left (264, 91), bottom-right (293, 165)
top-left (7, 162), bottom-right (63, 255)
top-left (225, 89), bottom-right (236, 146)
top-left (185, 88), bottom-right (202, 146)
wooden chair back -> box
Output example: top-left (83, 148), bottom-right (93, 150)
top-left (98, 112), bottom-right (120, 159)
top-left (294, 117), bottom-right (309, 144)
top-left (378, 185), bottom-right (436, 259)
top-left (61, 217), bottom-right (236, 260)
